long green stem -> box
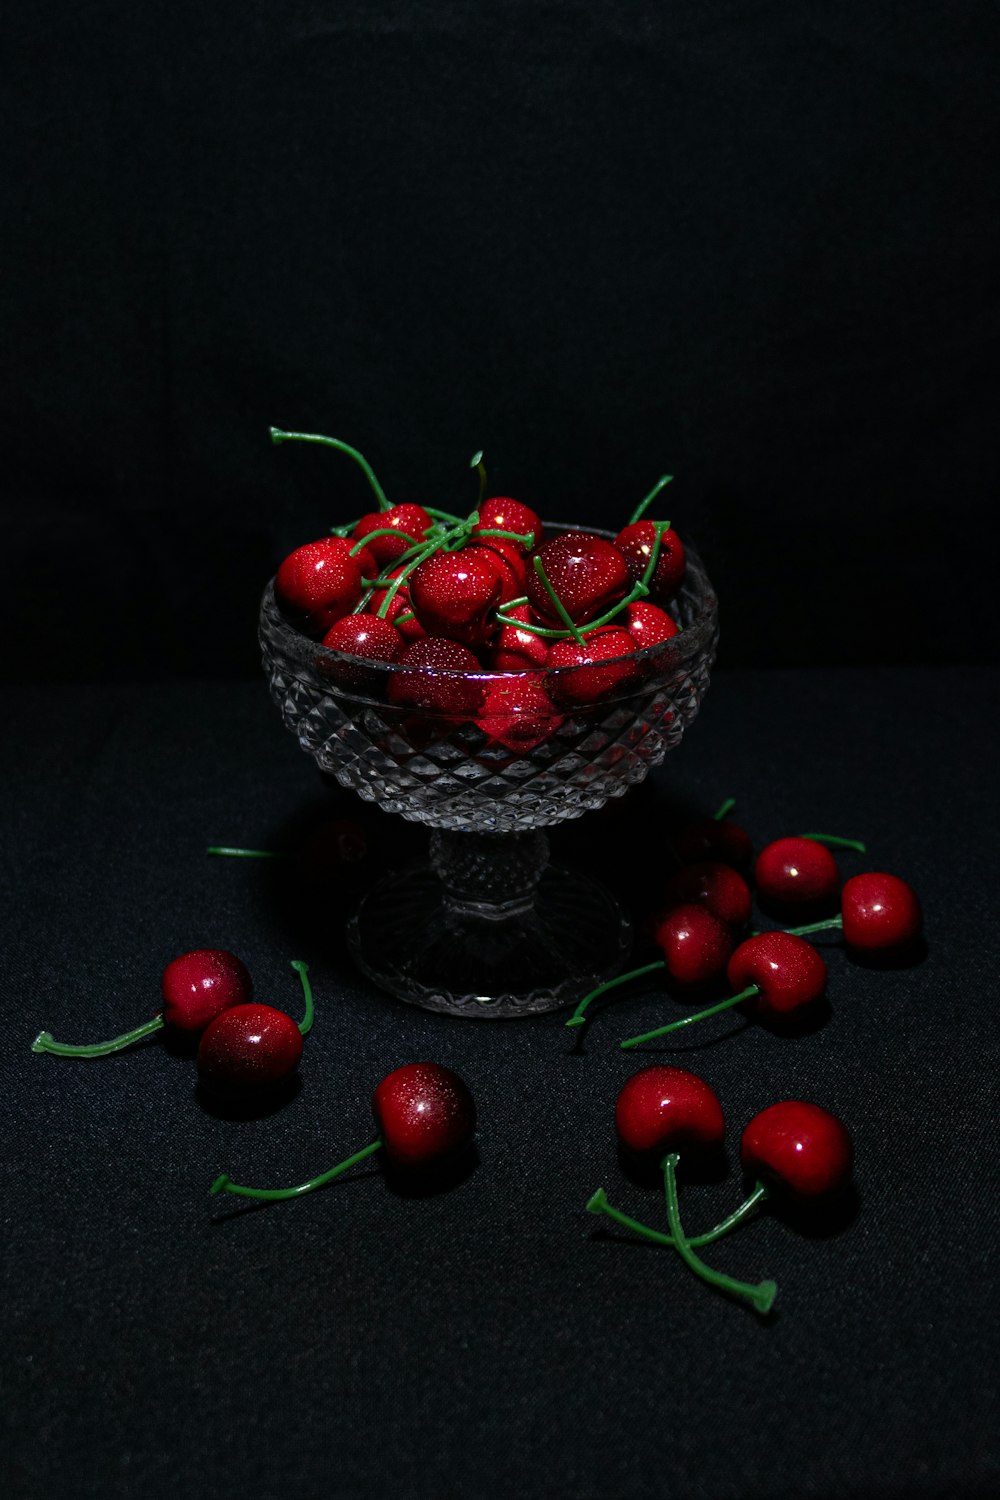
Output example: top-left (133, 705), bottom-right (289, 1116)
top-left (532, 556), bottom-right (585, 644)
top-left (206, 846), bottom-right (288, 859)
top-left (210, 1139), bottom-right (383, 1201)
top-left (628, 475), bottom-right (674, 525)
top-left (269, 428), bottom-right (391, 511)
top-left (586, 1182), bottom-right (767, 1249)
top-left (349, 528), bottom-right (420, 555)
top-left (470, 450), bottom-right (487, 507)
top-left (639, 521), bottom-right (672, 589)
top-left (32, 1014), bottom-right (165, 1058)
top-left (713, 797), bottom-right (736, 821)
top-left (783, 916), bottom-right (844, 938)
top-left (801, 833), bottom-right (867, 852)
top-left (618, 985), bottom-right (759, 1050)
top-left (565, 961), bottom-right (666, 1028)
top-left (662, 1154), bottom-right (777, 1314)
top-left (424, 506), bottom-right (466, 524)
top-left (291, 960), bottom-right (314, 1036)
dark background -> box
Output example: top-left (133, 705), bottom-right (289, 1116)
top-left (3, 0), bottom-right (997, 681)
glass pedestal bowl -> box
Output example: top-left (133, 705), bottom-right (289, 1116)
top-left (259, 531), bottom-right (718, 1018)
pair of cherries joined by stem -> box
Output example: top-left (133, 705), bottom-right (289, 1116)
top-left (587, 1065), bottom-right (853, 1314)
top-left (210, 1062), bottom-right (476, 1204)
top-left (270, 431), bottom-right (686, 719)
top-left (32, 949), bottom-right (315, 1095)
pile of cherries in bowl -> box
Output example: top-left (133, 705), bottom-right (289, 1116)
top-left (271, 433), bottom-right (688, 737)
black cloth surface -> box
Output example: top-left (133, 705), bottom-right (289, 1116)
top-left (3, 667), bottom-right (998, 1500)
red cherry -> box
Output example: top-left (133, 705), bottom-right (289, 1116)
top-left (387, 637), bottom-right (485, 718)
top-left (161, 948), bottom-right (254, 1033)
top-left (372, 1062), bottom-right (477, 1167)
top-left (547, 627), bottom-right (640, 707)
top-left (466, 536), bottom-right (528, 603)
top-left (841, 872), bottom-right (922, 950)
top-left (672, 815), bottom-right (753, 871)
top-left (658, 862), bottom-right (752, 932)
top-left (490, 602), bottom-right (550, 670)
top-left (614, 1065), bottom-right (725, 1157)
top-left (352, 504), bottom-right (433, 565)
top-left (741, 1100), bottom-right (853, 1199)
top-left (755, 837), bottom-right (840, 907)
top-left (615, 521), bottom-right (686, 606)
top-left (477, 675), bottom-right (563, 752)
top-left (320, 613), bottom-right (406, 685)
top-left (197, 1003), bottom-right (304, 1093)
top-left (624, 600), bottom-right (679, 650)
top-left (652, 903), bottom-right (734, 986)
top-left (726, 931), bottom-right (827, 1020)
top-left (526, 532), bottom-right (631, 625)
top-left (366, 567), bottom-right (427, 641)
top-left (474, 496), bottom-right (543, 549)
top-left (409, 549), bottom-right (504, 648)
top-left (275, 537), bottom-right (364, 635)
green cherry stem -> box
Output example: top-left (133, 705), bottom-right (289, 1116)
top-left (713, 797), bottom-right (737, 821)
top-left (662, 1153), bottom-right (777, 1315)
top-left (565, 961), bottom-right (666, 1029)
top-left (639, 520), bottom-right (672, 590)
top-left (349, 528), bottom-right (420, 555)
top-left (33, 1014), bottom-right (164, 1058)
top-left (210, 1139), bottom-right (383, 1202)
top-left (476, 526), bottom-right (536, 549)
top-left (424, 506), bottom-right (467, 524)
top-left (531, 556), bottom-right (585, 644)
top-left (782, 916), bottom-right (844, 938)
top-left (586, 1180), bottom-right (768, 1249)
top-left (628, 474), bottom-right (674, 526)
top-left (206, 846), bottom-right (289, 859)
top-left (470, 450), bottom-right (487, 507)
top-left (580, 579), bottom-right (650, 633)
top-left (269, 428), bottom-right (391, 512)
top-left (801, 833), bottom-right (867, 852)
top-left (291, 960), bottom-right (314, 1036)
top-left (619, 986), bottom-right (759, 1050)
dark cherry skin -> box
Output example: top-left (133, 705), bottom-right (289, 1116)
top-left (473, 496), bottom-right (543, 551)
top-left (672, 816), bottom-right (753, 872)
top-left (547, 626), bottom-right (640, 707)
top-left (615, 1065), bottom-right (725, 1158)
top-left (197, 1003), bottom-right (303, 1093)
top-left (467, 536), bottom-right (528, 602)
top-left (615, 521), bottom-right (686, 606)
top-left (409, 549), bottom-right (505, 648)
top-left (161, 949), bottom-right (253, 1033)
top-left (352, 504), bottom-right (433, 566)
top-left (755, 836), bottom-right (840, 907)
top-left (477, 675), bottom-right (563, 753)
top-left (372, 1062), bottom-right (477, 1168)
top-left (490, 602), bottom-right (550, 670)
top-left (295, 818), bottom-right (368, 885)
top-left (526, 532), bottom-right (631, 625)
top-left (658, 861), bottom-right (752, 932)
top-left (726, 932), bottom-right (827, 1019)
top-left (367, 568), bottom-right (427, 641)
top-left (741, 1100), bottom-right (853, 1199)
top-left (275, 537), bottom-right (365, 635)
top-left (321, 613), bottom-right (406, 664)
top-left (624, 600), bottom-right (679, 650)
top-left (652, 903), bottom-right (735, 987)
top-left (387, 637), bottom-right (485, 718)
top-left (841, 872), bottom-right (922, 950)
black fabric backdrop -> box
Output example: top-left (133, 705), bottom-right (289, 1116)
top-left (2, 1), bottom-right (998, 680)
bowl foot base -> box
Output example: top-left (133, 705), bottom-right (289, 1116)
top-left (346, 861), bottom-right (632, 1018)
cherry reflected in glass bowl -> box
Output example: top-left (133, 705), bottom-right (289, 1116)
top-left (259, 525), bottom-right (718, 1018)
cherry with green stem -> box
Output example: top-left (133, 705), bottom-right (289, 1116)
top-left (662, 1152), bottom-right (777, 1314)
top-left (209, 1061), bottom-right (475, 1203)
top-left (781, 871), bottom-right (922, 951)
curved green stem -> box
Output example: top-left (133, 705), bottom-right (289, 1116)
top-left (209, 1138), bottom-right (383, 1202)
top-left (424, 506), bottom-right (466, 525)
top-left (639, 520), bottom-right (672, 590)
top-left (32, 1014), bottom-right (165, 1058)
top-left (783, 916), bottom-right (844, 938)
top-left (470, 450), bottom-right (487, 508)
top-left (531, 556), bottom-right (585, 644)
top-left (581, 579), bottom-right (650, 634)
top-left (662, 1154), bottom-right (777, 1314)
top-left (349, 528), bottom-right (420, 555)
top-left (476, 527), bottom-right (535, 549)
top-left (291, 960), bottom-right (314, 1036)
top-left (565, 960), bottom-right (666, 1028)
top-left (628, 474), bottom-right (674, 525)
top-left (269, 428), bottom-right (391, 511)
top-left (206, 846), bottom-right (288, 859)
top-left (713, 797), bottom-right (736, 821)
top-left (587, 1181), bottom-right (768, 1249)
top-left (801, 833), bottom-right (867, 852)
top-left (618, 985), bottom-right (759, 1049)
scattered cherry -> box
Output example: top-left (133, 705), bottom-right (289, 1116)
top-left (656, 861), bottom-right (752, 932)
top-left (32, 948), bottom-right (255, 1058)
top-left (741, 1100), bottom-right (853, 1200)
top-left (653, 903), bottom-right (735, 986)
top-left (209, 1062), bottom-right (476, 1202)
top-left (672, 799), bottom-right (753, 871)
top-left (755, 833), bottom-right (865, 908)
top-left (782, 871), bottom-right (922, 952)
top-left (197, 1002), bottom-right (305, 1096)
